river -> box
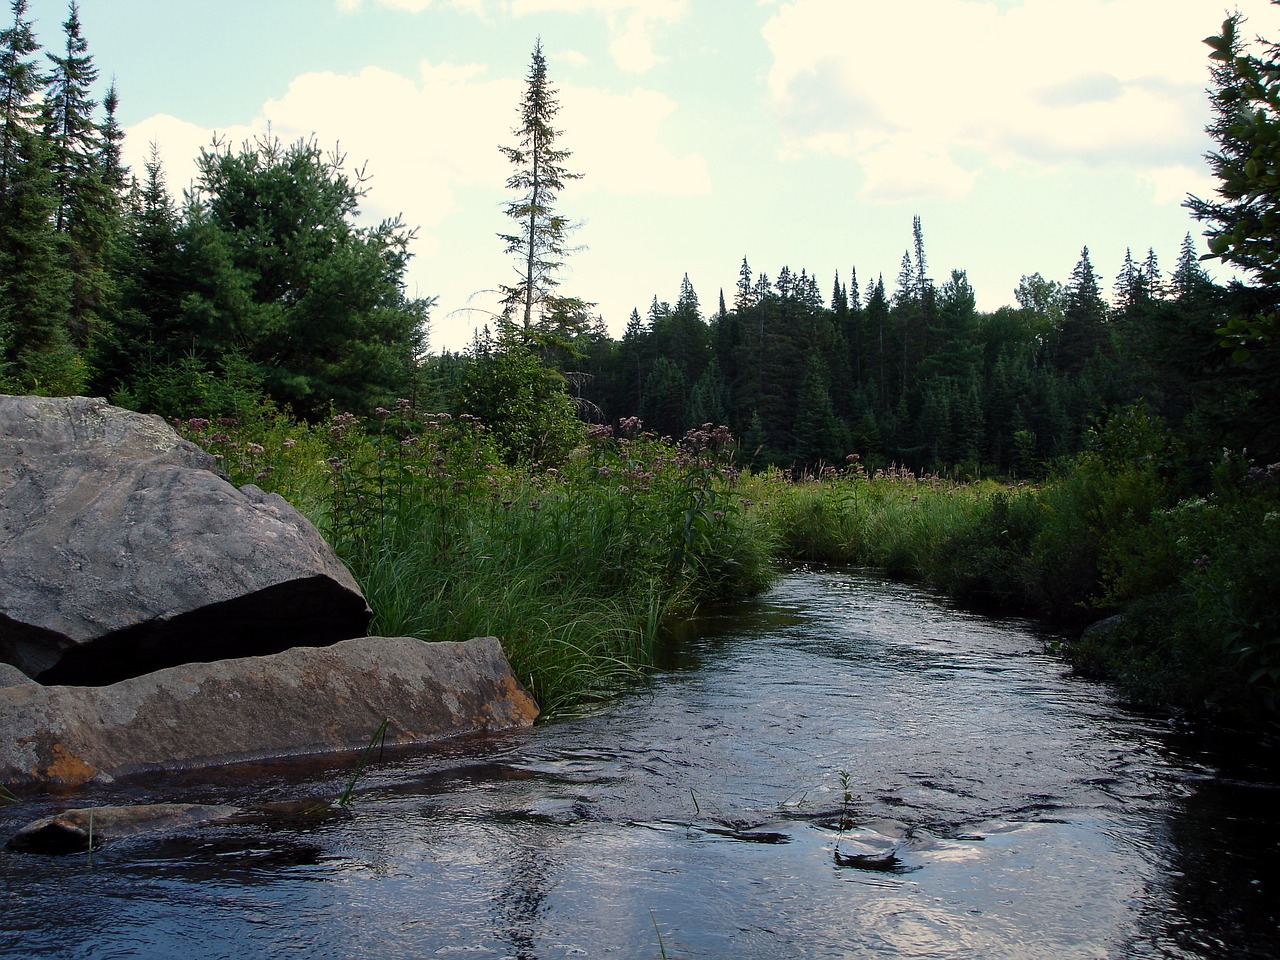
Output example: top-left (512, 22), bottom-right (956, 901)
top-left (2, 568), bottom-right (1277, 959)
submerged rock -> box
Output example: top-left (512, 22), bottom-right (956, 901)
top-left (7, 803), bottom-right (242, 855)
top-left (0, 635), bottom-right (539, 788)
top-left (0, 394), bottom-right (371, 685)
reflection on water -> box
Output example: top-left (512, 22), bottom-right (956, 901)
top-left (2, 568), bottom-right (1277, 959)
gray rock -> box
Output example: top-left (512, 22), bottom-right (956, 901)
top-left (8, 803), bottom-right (242, 854)
top-left (1080, 613), bottom-right (1126, 643)
top-left (0, 662), bottom-right (32, 688)
top-left (0, 635), bottom-right (539, 788)
top-left (0, 395), bottom-right (371, 684)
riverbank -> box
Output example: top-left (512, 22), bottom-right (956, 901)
top-left (178, 404), bottom-right (1278, 726)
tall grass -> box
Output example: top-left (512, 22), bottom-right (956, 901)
top-left (181, 406), bottom-right (773, 718)
top-left (178, 402), bottom-right (1278, 722)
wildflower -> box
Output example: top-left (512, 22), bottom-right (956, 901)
top-left (282, 438), bottom-right (296, 449)
top-left (246, 442), bottom-right (265, 455)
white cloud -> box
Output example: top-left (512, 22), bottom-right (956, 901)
top-left (560, 85), bottom-right (710, 195)
top-left (1143, 164), bottom-right (1217, 208)
top-left (339, 0), bottom-right (685, 72)
top-left (761, 0), bottom-right (1277, 202)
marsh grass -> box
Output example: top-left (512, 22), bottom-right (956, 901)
top-left (185, 409), bottom-right (773, 718)
top-left (177, 403), bottom-right (1279, 721)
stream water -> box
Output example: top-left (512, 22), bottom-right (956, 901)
top-left (2, 568), bottom-right (1278, 959)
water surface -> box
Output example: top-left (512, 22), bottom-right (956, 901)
top-left (3, 568), bottom-right (1277, 958)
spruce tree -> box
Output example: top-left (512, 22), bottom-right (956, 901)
top-left (497, 39), bottom-right (582, 337)
top-left (44, 0), bottom-right (115, 348)
top-left (0, 0), bottom-right (77, 391)
top-left (1171, 233), bottom-right (1211, 299)
top-left (1055, 246), bottom-right (1108, 373)
top-left (0, 0), bottom-right (42, 198)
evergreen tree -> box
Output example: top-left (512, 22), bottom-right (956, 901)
top-left (792, 351), bottom-right (844, 468)
top-left (0, 0), bottom-right (77, 391)
top-left (175, 135), bottom-right (429, 417)
top-left (497, 39), bottom-right (582, 337)
top-left (734, 256), bottom-right (753, 311)
top-left (91, 143), bottom-right (184, 396)
top-left (1055, 246), bottom-right (1108, 372)
top-left (687, 355), bottom-right (730, 427)
top-left (0, 104), bottom-right (76, 392)
top-left (640, 355), bottom-right (688, 438)
top-left (0, 0), bottom-right (42, 198)
top-left (1171, 233), bottom-right (1212, 300)
top-left (44, 0), bottom-right (115, 347)
top-left (1113, 247), bottom-right (1143, 311)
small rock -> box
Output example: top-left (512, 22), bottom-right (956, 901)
top-left (7, 802), bottom-right (242, 855)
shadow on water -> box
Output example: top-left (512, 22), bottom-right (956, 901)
top-left (2, 567), bottom-right (1278, 959)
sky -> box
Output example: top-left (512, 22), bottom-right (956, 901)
top-left (20, 0), bottom-right (1277, 352)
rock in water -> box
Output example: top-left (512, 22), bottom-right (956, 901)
top-left (0, 395), bottom-right (371, 684)
top-left (0, 635), bottom-right (540, 788)
top-left (7, 803), bottom-right (243, 854)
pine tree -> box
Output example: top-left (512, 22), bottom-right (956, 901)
top-left (44, 1), bottom-right (115, 348)
top-left (1055, 246), bottom-right (1108, 373)
top-left (497, 39), bottom-right (582, 336)
top-left (175, 135), bottom-right (429, 418)
top-left (1171, 233), bottom-right (1211, 299)
top-left (0, 0), bottom-right (77, 392)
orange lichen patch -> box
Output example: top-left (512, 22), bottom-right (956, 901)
top-left (38, 744), bottom-right (97, 787)
top-left (498, 674), bottom-right (540, 725)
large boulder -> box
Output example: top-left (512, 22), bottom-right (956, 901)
top-left (0, 395), bottom-right (371, 684)
top-left (0, 635), bottom-right (539, 788)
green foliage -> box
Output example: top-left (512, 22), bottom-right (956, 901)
top-left (460, 339), bottom-right (584, 467)
top-left (183, 407), bottom-right (772, 717)
top-left (1187, 10), bottom-right (1280, 353)
top-left (172, 135), bottom-right (429, 419)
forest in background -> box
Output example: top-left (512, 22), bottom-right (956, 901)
top-left (5, 2), bottom-right (1276, 477)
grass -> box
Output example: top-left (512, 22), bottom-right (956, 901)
top-left (177, 404), bottom-right (1279, 725)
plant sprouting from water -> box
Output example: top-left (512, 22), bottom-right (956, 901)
top-left (834, 769), bottom-right (855, 855)
top-left (338, 718), bottom-right (390, 807)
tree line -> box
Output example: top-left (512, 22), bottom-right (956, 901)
top-left (4, 1), bottom-right (1277, 482)
top-left (497, 222), bottom-right (1263, 476)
